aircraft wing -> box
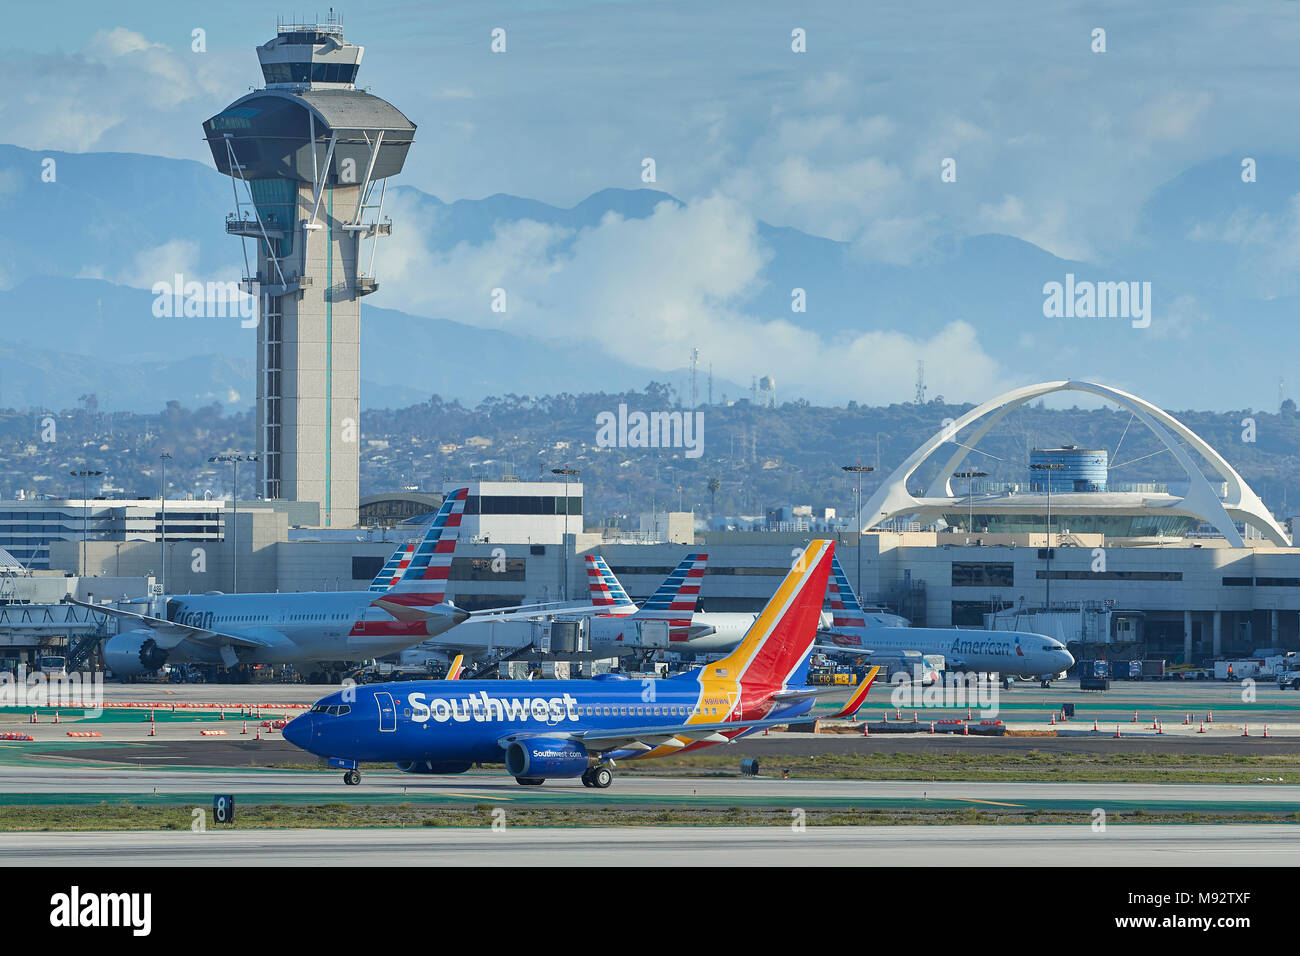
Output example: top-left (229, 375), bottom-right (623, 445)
top-left (465, 601), bottom-right (634, 623)
top-left (498, 717), bottom-right (795, 756)
top-left (65, 598), bottom-right (271, 649)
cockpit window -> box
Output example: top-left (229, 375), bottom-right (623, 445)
top-left (310, 704), bottom-right (351, 716)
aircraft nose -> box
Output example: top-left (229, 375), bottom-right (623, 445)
top-left (283, 713), bottom-right (314, 750)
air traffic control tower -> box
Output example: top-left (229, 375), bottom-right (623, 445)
top-left (202, 18), bottom-right (415, 527)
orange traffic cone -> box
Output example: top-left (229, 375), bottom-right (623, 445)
top-left (241, 721), bottom-right (248, 735)
top-left (913, 712), bottom-right (919, 724)
top-left (1242, 725), bottom-right (1250, 737)
top-left (1050, 713), bottom-right (1056, 725)
top-left (929, 721), bottom-right (935, 734)
top-left (1092, 718), bottom-right (1099, 732)
top-left (862, 722), bottom-right (869, 737)
top-left (1264, 725), bottom-right (1270, 738)
top-left (882, 711), bottom-right (889, 723)
top-left (30, 710), bottom-right (36, 724)
top-left (219, 710), bottom-right (225, 721)
top-left (962, 722), bottom-right (969, 736)
top-left (1131, 711), bottom-right (1138, 723)
top-left (1183, 713), bottom-right (1190, 725)
top-left (148, 722), bottom-right (156, 737)
top-left (1114, 725), bottom-right (1122, 738)
top-left (52, 711), bottom-right (59, 724)
top-left (1208, 711), bottom-right (1214, 723)
top-left (1156, 720), bottom-right (1163, 735)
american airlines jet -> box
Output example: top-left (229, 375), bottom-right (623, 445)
top-left (582, 553), bottom-right (904, 655)
top-left (817, 555), bottom-right (1074, 684)
top-left (74, 490), bottom-right (482, 680)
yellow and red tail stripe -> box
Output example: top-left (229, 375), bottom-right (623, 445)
top-left (830, 665), bottom-right (881, 719)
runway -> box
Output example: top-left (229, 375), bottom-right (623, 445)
top-left (0, 824), bottom-right (1295, 866)
top-left (1, 765), bottom-right (1297, 812)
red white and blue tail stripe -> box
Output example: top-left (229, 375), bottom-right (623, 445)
top-left (368, 542), bottom-right (416, 592)
top-left (382, 488), bottom-right (468, 608)
top-left (635, 553), bottom-right (707, 617)
top-left (827, 553), bottom-right (867, 630)
top-left (633, 552), bottom-right (707, 641)
top-left (585, 554), bottom-right (636, 613)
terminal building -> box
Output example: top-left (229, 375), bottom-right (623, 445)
top-left (6, 380), bottom-right (1300, 671)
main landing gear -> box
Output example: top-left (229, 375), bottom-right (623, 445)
top-left (581, 766), bottom-right (613, 789)
top-left (343, 769), bottom-right (361, 786)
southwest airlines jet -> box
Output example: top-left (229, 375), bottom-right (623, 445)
top-left (74, 490), bottom-right (481, 678)
top-left (284, 539), bottom-right (873, 788)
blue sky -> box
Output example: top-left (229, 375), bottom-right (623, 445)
top-left (5, 1), bottom-right (1300, 409)
top-left (10, 0), bottom-right (1300, 258)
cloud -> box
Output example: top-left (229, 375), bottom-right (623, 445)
top-left (1186, 194), bottom-right (1300, 297)
top-left (378, 192), bottom-right (1004, 404)
top-left (0, 28), bottom-right (242, 157)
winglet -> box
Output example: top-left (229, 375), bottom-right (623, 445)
top-left (445, 654), bottom-right (464, 680)
top-left (830, 666), bottom-right (881, 719)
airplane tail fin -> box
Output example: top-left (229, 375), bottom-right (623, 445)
top-left (379, 488), bottom-right (468, 608)
top-left (827, 553), bottom-right (868, 629)
top-left (584, 554), bottom-right (635, 610)
top-left (703, 540), bottom-right (834, 691)
top-left (632, 553), bottom-right (707, 619)
top-left (367, 542), bottom-right (416, 592)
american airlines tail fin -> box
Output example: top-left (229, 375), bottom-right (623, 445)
top-left (584, 554), bottom-right (635, 611)
top-left (367, 542), bottom-right (416, 592)
top-left (632, 553), bottom-right (707, 620)
top-left (827, 553), bottom-right (868, 629)
top-left (704, 540), bottom-right (834, 691)
top-left (375, 488), bottom-right (468, 612)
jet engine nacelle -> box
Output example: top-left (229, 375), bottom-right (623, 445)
top-left (504, 738), bottom-right (589, 778)
top-left (103, 630), bottom-right (168, 677)
top-left (394, 760), bottom-right (474, 774)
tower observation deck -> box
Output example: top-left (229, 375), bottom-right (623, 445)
top-left (202, 17), bottom-right (416, 527)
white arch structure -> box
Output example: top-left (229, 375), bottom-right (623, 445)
top-left (859, 380), bottom-right (1288, 547)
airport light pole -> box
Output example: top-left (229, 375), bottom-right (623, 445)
top-left (1029, 461), bottom-right (1063, 609)
top-left (158, 453), bottom-right (171, 596)
top-left (552, 467), bottom-right (580, 601)
top-left (69, 469), bottom-right (103, 577)
top-left (209, 454), bottom-right (259, 594)
top-left (953, 469), bottom-right (988, 534)
top-left (841, 464), bottom-right (875, 602)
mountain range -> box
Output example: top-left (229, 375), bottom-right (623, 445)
top-left (0, 142), bottom-right (1296, 413)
